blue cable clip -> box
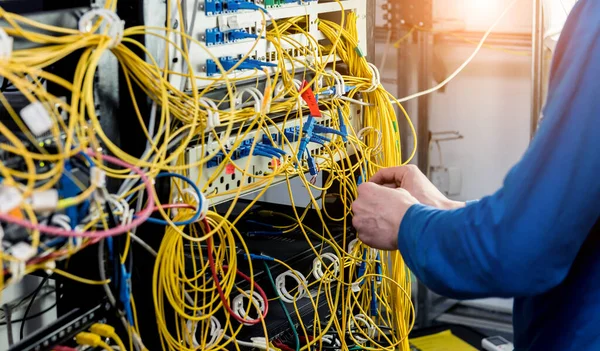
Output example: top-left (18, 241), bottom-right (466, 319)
top-left (376, 252), bottom-right (382, 283)
top-left (243, 58), bottom-right (278, 68)
top-left (307, 153), bottom-right (318, 176)
top-left (229, 29), bottom-right (258, 41)
top-left (119, 263), bottom-right (134, 325)
top-left (242, 253), bottom-right (275, 261)
top-left (337, 106), bottom-right (348, 142)
top-left (370, 283), bottom-right (379, 317)
top-left (296, 116), bottom-right (316, 162)
top-left (225, 0), bottom-right (262, 12)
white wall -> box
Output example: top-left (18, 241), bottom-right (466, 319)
top-left (427, 46), bottom-right (532, 201)
top-left (376, 0), bottom-right (533, 201)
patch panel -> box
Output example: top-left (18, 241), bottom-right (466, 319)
top-left (205, 27), bottom-right (257, 46)
top-left (205, 56), bottom-right (277, 76)
top-left (169, 0), bottom-right (368, 90)
top-left (204, 0), bottom-right (259, 16)
top-left (188, 107), bottom-right (358, 205)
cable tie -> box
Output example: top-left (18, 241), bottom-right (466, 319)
top-left (359, 63), bottom-right (381, 93)
top-left (312, 253), bottom-right (340, 282)
top-left (276, 270), bottom-right (307, 303)
top-left (232, 290), bottom-right (266, 326)
top-left (78, 9), bottom-right (125, 49)
top-left (0, 28), bottom-right (13, 61)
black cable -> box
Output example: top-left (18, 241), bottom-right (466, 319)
top-left (0, 289), bottom-right (56, 323)
top-left (0, 302), bottom-right (58, 327)
top-left (4, 303), bottom-right (14, 346)
top-left (19, 274), bottom-right (50, 339)
top-left (263, 261), bottom-right (300, 351)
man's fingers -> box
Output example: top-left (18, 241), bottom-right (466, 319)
top-left (369, 166), bottom-right (413, 186)
top-left (381, 183), bottom-right (397, 189)
top-left (357, 182), bottom-right (377, 195)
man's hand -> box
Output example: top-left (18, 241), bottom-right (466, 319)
top-left (352, 183), bottom-right (419, 250)
top-left (370, 165), bottom-right (465, 210)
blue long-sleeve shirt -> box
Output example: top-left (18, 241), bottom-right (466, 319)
top-left (397, 1), bottom-right (600, 349)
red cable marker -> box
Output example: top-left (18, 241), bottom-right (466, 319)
top-left (300, 80), bottom-right (321, 117)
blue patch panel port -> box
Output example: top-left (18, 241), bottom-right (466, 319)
top-left (205, 0), bottom-right (222, 15)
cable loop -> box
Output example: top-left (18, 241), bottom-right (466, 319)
top-left (348, 314), bottom-right (376, 344)
top-left (312, 253), bottom-right (340, 282)
top-left (276, 270), bottom-right (307, 303)
top-left (232, 290), bottom-right (266, 326)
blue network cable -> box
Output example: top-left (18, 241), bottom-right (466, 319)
top-left (140, 172), bottom-right (204, 226)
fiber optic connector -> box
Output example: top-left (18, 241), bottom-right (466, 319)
top-left (337, 106), bottom-right (348, 142)
top-left (206, 57), bottom-right (275, 76)
top-left (223, 0), bottom-right (262, 12)
top-left (207, 151), bottom-right (225, 168)
top-left (296, 116), bottom-right (316, 161)
top-left (205, 0), bottom-right (223, 15)
top-left (205, 28), bottom-right (226, 45)
top-left (307, 153), bottom-right (318, 176)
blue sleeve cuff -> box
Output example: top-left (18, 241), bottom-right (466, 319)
top-left (397, 203), bottom-right (434, 275)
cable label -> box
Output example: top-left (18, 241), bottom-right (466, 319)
top-left (225, 163), bottom-right (235, 175)
top-left (300, 81), bottom-right (321, 117)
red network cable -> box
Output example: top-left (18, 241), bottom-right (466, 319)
top-left (204, 218), bottom-right (269, 325)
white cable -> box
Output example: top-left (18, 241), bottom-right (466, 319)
top-left (329, 71), bottom-right (346, 98)
top-left (336, 95), bottom-right (373, 107)
top-left (312, 253), bottom-right (340, 282)
top-left (235, 87), bottom-right (265, 118)
top-left (359, 63), bottom-right (381, 93)
top-left (326, 71), bottom-right (374, 106)
top-left (0, 28), bottom-right (13, 61)
top-left (392, 0), bottom-right (519, 104)
top-left (276, 270), bottom-right (307, 303)
top-left (232, 290), bottom-right (265, 326)
top-left (78, 9), bottom-right (125, 49)
top-left (199, 97), bottom-right (221, 132)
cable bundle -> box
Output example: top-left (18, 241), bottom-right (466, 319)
top-left (0, 1), bottom-right (417, 350)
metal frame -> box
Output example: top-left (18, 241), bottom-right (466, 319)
top-left (531, 0), bottom-right (544, 139)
